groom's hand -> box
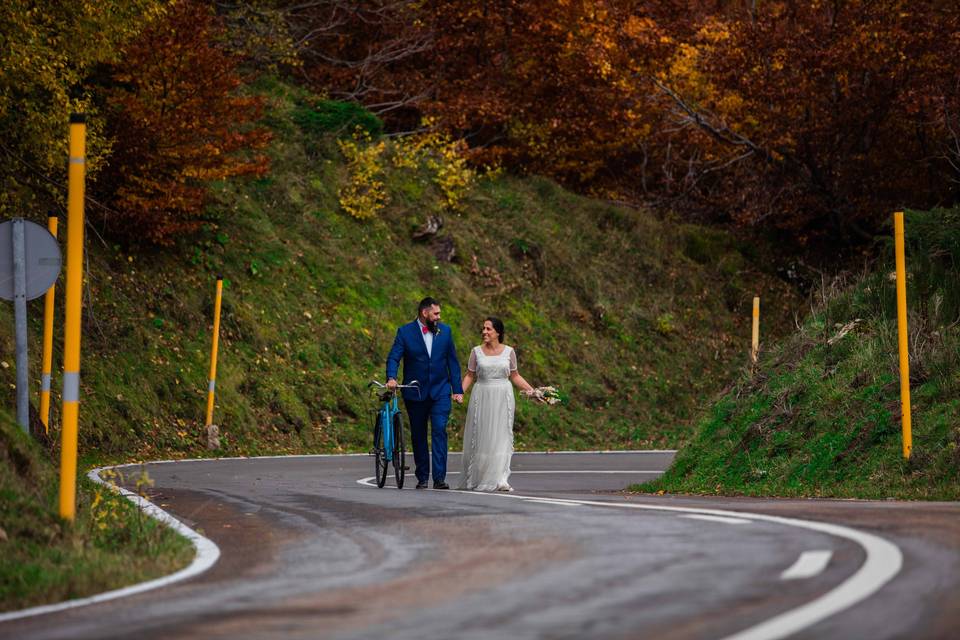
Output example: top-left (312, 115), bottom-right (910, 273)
top-left (452, 394), bottom-right (464, 404)
top-left (386, 379), bottom-right (398, 390)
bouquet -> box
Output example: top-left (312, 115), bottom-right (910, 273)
top-left (522, 386), bottom-right (563, 405)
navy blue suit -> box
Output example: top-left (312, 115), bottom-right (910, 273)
top-left (386, 320), bottom-right (463, 484)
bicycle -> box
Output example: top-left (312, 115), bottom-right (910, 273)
top-left (368, 380), bottom-right (420, 489)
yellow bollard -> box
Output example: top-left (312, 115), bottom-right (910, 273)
top-left (59, 114), bottom-right (86, 521)
top-left (39, 215), bottom-right (59, 432)
top-left (205, 278), bottom-right (224, 427)
top-left (894, 211), bottom-right (913, 459)
top-left (751, 296), bottom-right (760, 363)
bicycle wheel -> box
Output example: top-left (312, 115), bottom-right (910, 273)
top-left (393, 412), bottom-right (405, 489)
top-left (373, 413), bottom-right (388, 488)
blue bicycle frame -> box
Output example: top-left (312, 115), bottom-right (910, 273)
top-left (378, 393), bottom-right (401, 461)
top-left (370, 380), bottom-right (419, 488)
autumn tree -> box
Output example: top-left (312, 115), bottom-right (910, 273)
top-left (0, 0), bottom-right (165, 217)
top-left (98, 0), bottom-right (271, 244)
top-left (653, 1), bottom-right (960, 239)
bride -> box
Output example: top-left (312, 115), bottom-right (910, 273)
top-left (458, 317), bottom-right (536, 492)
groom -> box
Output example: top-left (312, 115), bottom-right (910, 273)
top-left (386, 297), bottom-right (464, 489)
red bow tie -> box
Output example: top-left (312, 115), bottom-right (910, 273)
top-left (422, 325), bottom-right (430, 334)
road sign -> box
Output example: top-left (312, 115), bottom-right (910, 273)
top-left (0, 219), bottom-right (62, 301)
top-left (0, 218), bottom-right (62, 433)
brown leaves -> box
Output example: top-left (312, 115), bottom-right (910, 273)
top-left (98, 0), bottom-right (271, 245)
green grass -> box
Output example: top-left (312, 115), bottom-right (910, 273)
top-left (0, 411), bottom-right (192, 611)
top-left (637, 208), bottom-right (960, 499)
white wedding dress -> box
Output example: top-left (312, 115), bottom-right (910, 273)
top-left (457, 345), bottom-right (516, 491)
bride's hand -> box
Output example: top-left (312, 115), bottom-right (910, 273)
top-left (522, 388), bottom-right (545, 403)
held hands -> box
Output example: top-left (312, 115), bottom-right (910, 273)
top-left (452, 394), bottom-right (464, 404)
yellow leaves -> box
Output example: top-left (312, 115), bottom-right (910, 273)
top-left (623, 16), bottom-right (658, 39)
top-left (337, 130), bottom-right (389, 220)
top-left (697, 19), bottom-right (731, 45)
top-left (337, 118), bottom-right (481, 219)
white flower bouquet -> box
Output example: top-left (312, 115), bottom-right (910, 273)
top-left (522, 386), bottom-right (564, 405)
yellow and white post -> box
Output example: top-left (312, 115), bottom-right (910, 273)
top-left (205, 278), bottom-right (224, 428)
top-left (894, 211), bottom-right (913, 459)
top-left (751, 296), bottom-right (760, 363)
top-left (39, 214), bottom-right (59, 432)
top-left (59, 114), bottom-right (86, 521)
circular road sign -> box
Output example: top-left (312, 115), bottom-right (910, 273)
top-left (0, 219), bottom-right (62, 301)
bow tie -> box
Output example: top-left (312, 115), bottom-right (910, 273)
top-left (422, 325), bottom-right (430, 334)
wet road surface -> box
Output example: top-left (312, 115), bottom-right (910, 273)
top-left (3, 451), bottom-right (958, 639)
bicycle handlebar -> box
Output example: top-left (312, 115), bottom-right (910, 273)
top-left (369, 379), bottom-right (422, 400)
top-left (369, 380), bottom-right (420, 389)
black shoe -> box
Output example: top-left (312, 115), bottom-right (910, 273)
top-left (416, 481), bottom-right (428, 489)
top-left (433, 481), bottom-right (450, 490)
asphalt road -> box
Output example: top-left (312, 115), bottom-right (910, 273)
top-left (3, 452), bottom-right (959, 640)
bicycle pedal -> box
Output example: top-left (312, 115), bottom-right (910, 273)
top-left (403, 465), bottom-right (410, 471)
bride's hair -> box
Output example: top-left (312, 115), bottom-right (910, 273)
top-left (485, 316), bottom-right (505, 343)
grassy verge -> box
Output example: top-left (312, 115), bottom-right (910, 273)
top-left (636, 208), bottom-right (960, 499)
top-left (0, 412), bottom-right (192, 612)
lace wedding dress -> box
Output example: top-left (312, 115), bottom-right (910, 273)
top-left (457, 345), bottom-right (516, 491)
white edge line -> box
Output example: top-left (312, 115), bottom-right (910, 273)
top-left (0, 467), bottom-right (221, 624)
top-left (680, 514), bottom-right (751, 525)
top-left (355, 476), bottom-right (903, 640)
top-left (780, 550), bottom-right (834, 581)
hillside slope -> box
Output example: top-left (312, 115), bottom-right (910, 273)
top-left (639, 208), bottom-right (960, 499)
top-left (0, 78), bottom-right (799, 464)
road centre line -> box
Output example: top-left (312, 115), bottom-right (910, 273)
top-left (780, 551), bottom-right (834, 581)
top-left (680, 514), bottom-right (751, 525)
top-left (451, 470), bottom-right (663, 475)
top-left (357, 473), bottom-right (903, 640)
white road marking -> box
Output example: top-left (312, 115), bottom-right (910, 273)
top-left (0, 467), bottom-right (221, 624)
top-left (459, 470), bottom-right (662, 474)
top-left (521, 498), bottom-right (582, 506)
top-left (357, 473), bottom-right (903, 640)
top-left (680, 514), bottom-right (751, 525)
top-left (513, 470), bottom-right (663, 474)
top-left (780, 550), bottom-right (834, 580)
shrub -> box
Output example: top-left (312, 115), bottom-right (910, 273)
top-left (294, 100), bottom-right (383, 138)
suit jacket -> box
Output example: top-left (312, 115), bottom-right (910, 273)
top-left (386, 320), bottom-right (463, 402)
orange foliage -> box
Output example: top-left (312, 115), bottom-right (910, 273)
top-left (99, 0), bottom-right (270, 244)
top-left (296, 0), bottom-right (960, 240)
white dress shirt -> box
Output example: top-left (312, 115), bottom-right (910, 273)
top-left (417, 319), bottom-right (433, 357)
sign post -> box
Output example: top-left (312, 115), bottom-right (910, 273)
top-left (0, 218), bottom-right (62, 433)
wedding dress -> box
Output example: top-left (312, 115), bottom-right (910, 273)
top-left (457, 345), bottom-right (516, 491)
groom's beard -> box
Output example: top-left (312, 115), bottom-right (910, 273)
top-left (425, 319), bottom-right (438, 334)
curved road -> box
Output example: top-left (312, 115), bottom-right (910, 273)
top-left (3, 452), bottom-right (959, 639)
